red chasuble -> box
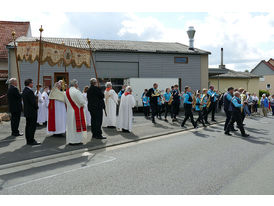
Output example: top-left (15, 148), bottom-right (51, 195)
top-left (66, 88), bottom-right (87, 132)
top-left (48, 99), bottom-right (56, 131)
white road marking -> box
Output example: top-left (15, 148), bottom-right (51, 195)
top-left (2, 155), bottom-right (116, 190)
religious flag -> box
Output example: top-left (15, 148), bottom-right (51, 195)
top-left (16, 41), bottom-right (91, 68)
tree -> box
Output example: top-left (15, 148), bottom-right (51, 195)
top-left (244, 69), bottom-right (249, 73)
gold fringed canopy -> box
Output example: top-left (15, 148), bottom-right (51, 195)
top-left (17, 41), bottom-right (91, 68)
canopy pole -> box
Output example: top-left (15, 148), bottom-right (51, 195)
top-left (37, 25), bottom-right (43, 91)
top-left (11, 31), bottom-right (21, 92)
top-left (87, 39), bottom-right (99, 87)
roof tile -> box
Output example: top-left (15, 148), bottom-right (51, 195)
top-left (0, 21), bottom-right (30, 59)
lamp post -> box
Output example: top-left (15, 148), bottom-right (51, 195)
top-left (37, 25), bottom-right (43, 91)
top-left (11, 31), bottom-right (21, 92)
top-left (87, 38), bottom-right (99, 87)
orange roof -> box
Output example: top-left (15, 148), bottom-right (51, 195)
top-left (268, 58), bottom-right (274, 67)
top-left (263, 60), bottom-right (274, 71)
top-left (0, 21), bottom-right (30, 59)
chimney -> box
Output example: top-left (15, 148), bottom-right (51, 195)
top-left (187, 26), bottom-right (195, 50)
top-left (219, 48), bottom-right (226, 69)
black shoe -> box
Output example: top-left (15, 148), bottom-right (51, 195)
top-left (122, 129), bottom-right (130, 133)
top-left (211, 119), bottom-right (217, 122)
top-left (12, 133), bottom-right (23, 136)
top-left (93, 136), bottom-right (107, 139)
top-left (152, 120), bottom-right (156, 124)
top-left (164, 118), bottom-right (168, 122)
top-left (205, 121), bottom-right (210, 125)
top-left (53, 133), bottom-right (65, 137)
top-left (203, 124), bottom-right (207, 127)
top-left (231, 128), bottom-right (238, 132)
top-left (225, 132), bottom-right (232, 136)
top-left (107, 126), bottom-right (116, 129)
top-left (181, 124), bottom-right (185, 128)
top-left (27, 141), bottom-right (41, 146)
top-left (69, 142), bottom-right (83, 146)
top-left (242, 133), bottom-right (250, 137)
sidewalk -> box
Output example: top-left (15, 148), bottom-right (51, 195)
top-left (0, 112), bottom-right (226, 167)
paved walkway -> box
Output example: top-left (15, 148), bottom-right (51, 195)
top-left (0, 112), bottom-right (226, 166)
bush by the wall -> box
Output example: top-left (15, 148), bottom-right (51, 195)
top-left (259, 90), bottom-right (270, 98)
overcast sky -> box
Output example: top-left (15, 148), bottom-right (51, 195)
top-left (1, 12), bottom-right (273, 71)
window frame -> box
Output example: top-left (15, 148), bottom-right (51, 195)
top-left (174, 57), bottom-right (189, 64)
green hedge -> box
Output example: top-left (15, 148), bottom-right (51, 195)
top-left (259, 90), bottom-right (270, 98)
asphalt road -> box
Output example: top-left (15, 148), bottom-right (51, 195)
top-left (0, 116), bottom-right (274, 195)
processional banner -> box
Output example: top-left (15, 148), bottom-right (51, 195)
top-left (17, 41), bottom-right (91, 68)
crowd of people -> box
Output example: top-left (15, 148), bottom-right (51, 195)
top-left (6, 77), bottom-right (274, 146)
top-left (142, 84), bottom-right (220, 127)
top-left (7, 78), bottom-right (135, 146)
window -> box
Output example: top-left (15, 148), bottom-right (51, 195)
top-left (266, 84), bottom-right (271, 89)
top-left (174, 57), bottom-right (188, 64)
top-left (259, 77), bottom-right (265, 82)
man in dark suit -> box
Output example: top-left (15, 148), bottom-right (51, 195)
top-left (87, 78), bottom-right (106, 139)
top-left (22, 79), bottom-right (40, 145)
top-left (7, 78), bottom-right (23, 136)
top-left (146, 83), bottom-right (160, 123)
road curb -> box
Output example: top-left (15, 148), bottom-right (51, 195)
top-left (0, 120), bottom-right (225, 171)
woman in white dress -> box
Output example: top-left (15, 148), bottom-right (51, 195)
top-left (41, 86), bottom-right (49, 123)
top-left (102, 82), bottom-right (118, 128)
top-left (35, 85), bottom-right (45, 126)
top-left (83, 86), bottom-right (91, 126)
top-left (117, 86), bottom-right (136, 132)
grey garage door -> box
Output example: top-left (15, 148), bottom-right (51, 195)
top-left (96, 61), bottom-right (139, 78)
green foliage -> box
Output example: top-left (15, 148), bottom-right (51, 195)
top-left (259, 90), bottom-right (270, 98)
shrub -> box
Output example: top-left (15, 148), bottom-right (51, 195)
top-left (259, 90), bottom-right (270, 98)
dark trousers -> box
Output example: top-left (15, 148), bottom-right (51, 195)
top-left (144, 106), bottom-right (150, 117)
top-left (248, 105), bottom-right (252, 113)
top-left (157, 105), bottom-right (162, 118)
top-left (224, 109), bottom-right (233, 131)
top-left (195, 110), bottom-right (205, 126)
top-left (207, 101), bottom-right (216, 120)
top-left (254, 103), bottom-right (258, 112)
top-left (90, 109), bottom-right (103, 137)
top-left (171, 101), bottom-right (180, 119)
top-left (11, 112), bottom-right (21, 135)
top-left (181, 104), bottom-right (196, 127)
top-left (202, 107), bottom-right (208, 122)
top-left (164, 102), bottom-right (172, 119)
top-left (271, 106), bottom-right (274, 115)
top-left (226, 112), bottom-right (246, 135)
top-left (25, 115), bottom-right (37, 144)
top-left (151, 103), bottom-right (158, 121)
top-left (241, 111), bottom-right (246, 123)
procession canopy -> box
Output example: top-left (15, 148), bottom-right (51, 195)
top-left (16, 41), bottom-right (91, 68)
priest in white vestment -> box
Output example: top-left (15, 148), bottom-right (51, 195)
top-left (117, 86), bottom-right (136, 132)
top-left (47, 81), bottom-right (66, 136)
top-left (65, 79), bottom-right (87, 145)
top-left (41, 86), bottom-right (49, 123)
top-left (35, 86), bottom-right (45, 125)
top-left (103, 82), bottom-right (118, 128)
top-left (83, 86), bottom-right (91, 126)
